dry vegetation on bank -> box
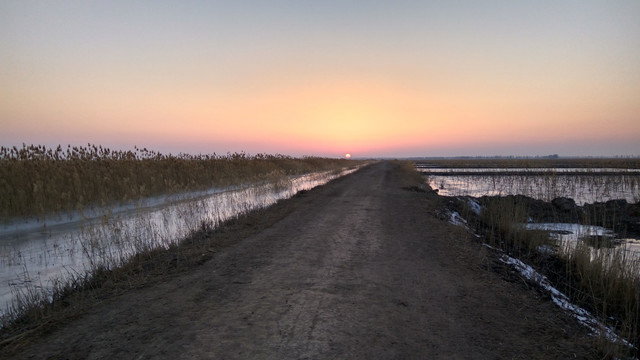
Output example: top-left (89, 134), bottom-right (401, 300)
top-left (0, 194), bottom-right (302, 350)
top-left (427, 159), bottom-right (640, 357)
top-left (0, 144), bottom-right (361, 221)
top-left (0, 145), bottom-right (367, 349)
top-left (489, 204), bottom-right (638, 356)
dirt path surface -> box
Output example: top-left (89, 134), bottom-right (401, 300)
top-left (12, 162), bottom-right (595, 359)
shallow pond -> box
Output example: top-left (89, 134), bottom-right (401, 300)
top-left (523, 222), bottom-right (640, 263)
top-left (0, 168), bottom-right (357, 315)
top-left (432, 168), bottom-right (640, 268)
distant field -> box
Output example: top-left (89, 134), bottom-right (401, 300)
top-left (414, 157), bottom-right (640, 169)
top-left (416, 157), bottom-right (640, 205)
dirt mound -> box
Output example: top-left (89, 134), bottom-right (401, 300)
top-left (440, 191), bottom-right (640, 239)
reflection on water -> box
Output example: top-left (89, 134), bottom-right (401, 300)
top-left (0, 168), bottom-right (357, 314)
top-left (428, 167), bottom-right (640, 271)
top-left (524, 223), bottom-right (615, 242)
top-left (423, 171), bottom-right (640, 205)
top-left (416, 167), bottom-right (640, 174)
top-left (522, 222), bottom-right (640, 262)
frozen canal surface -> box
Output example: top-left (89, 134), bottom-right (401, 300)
top-left (0, 168), bottom-right (357, 315)
top-left (419, 168), bottom-right (640, 205)
top-left (524, 222), bottom-right (640, 258)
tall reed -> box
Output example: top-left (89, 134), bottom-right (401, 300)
top-left (0, 144), bottom-right (360, 221)
top-left (563, 241), bottom-right (639, 337)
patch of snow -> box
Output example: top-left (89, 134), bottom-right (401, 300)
top-left (482, 243), bottom-right (500, 251)
top-left (447, 210), bottom-right (482, 238)
top-left (500, 254), bottom-right (633, 348)
top-left (449, 211), bottom-right (467, 227)
top-left (465, 197), bottom-right (483, 215)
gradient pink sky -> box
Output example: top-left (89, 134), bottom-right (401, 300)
top-left (2, 1), bottom-right (639, 157)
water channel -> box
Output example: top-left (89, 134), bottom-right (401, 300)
top-left (418, 168), bottom-right (640, 205)
top-left (0, 168), bottom-right (358, 315)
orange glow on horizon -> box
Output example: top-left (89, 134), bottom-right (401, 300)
top-left (3, 74), bottom-right (639, 156)
top-left (3, 2), bottom-right (639, 156)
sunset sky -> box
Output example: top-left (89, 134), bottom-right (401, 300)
top-left (2, 1), bottom-right (639, 157)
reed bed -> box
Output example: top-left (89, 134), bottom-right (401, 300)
top-left (561, 243), bottom-right (640, 351)
top-left (0, 144), bottom-right (360, 221)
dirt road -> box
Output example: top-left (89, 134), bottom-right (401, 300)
top-left (12, 162), bottom-right (594, 359)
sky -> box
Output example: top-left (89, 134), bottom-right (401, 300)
top-left (1, 1), bottom-right (639, 158)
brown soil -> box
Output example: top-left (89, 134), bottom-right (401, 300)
top-left (4, 161), bottom-right (597, 359)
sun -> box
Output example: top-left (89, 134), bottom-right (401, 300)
top-left (345, 153), bottom-right (351, 159)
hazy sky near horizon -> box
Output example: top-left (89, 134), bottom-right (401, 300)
top-left (2, 1), bottom-right (639, 157)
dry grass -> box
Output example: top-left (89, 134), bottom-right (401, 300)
top-left (480, 197), bottom-right (553, 257)
top-left (0, 144), bottom-right (361, 221)
top-left (560, 243), bottom-right (640, 352)
top-left (423, 159), bottom-right (640, 356)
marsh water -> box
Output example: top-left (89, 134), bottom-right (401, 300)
top-left (418, 168), bottom-right (640, 205)
top-left (0, 168), bottom-right (357, 314)
top-left (420, 166), bottom-right (640, 261)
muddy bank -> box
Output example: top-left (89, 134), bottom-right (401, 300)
top-left (441, 192), bottom-right (640, 240)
